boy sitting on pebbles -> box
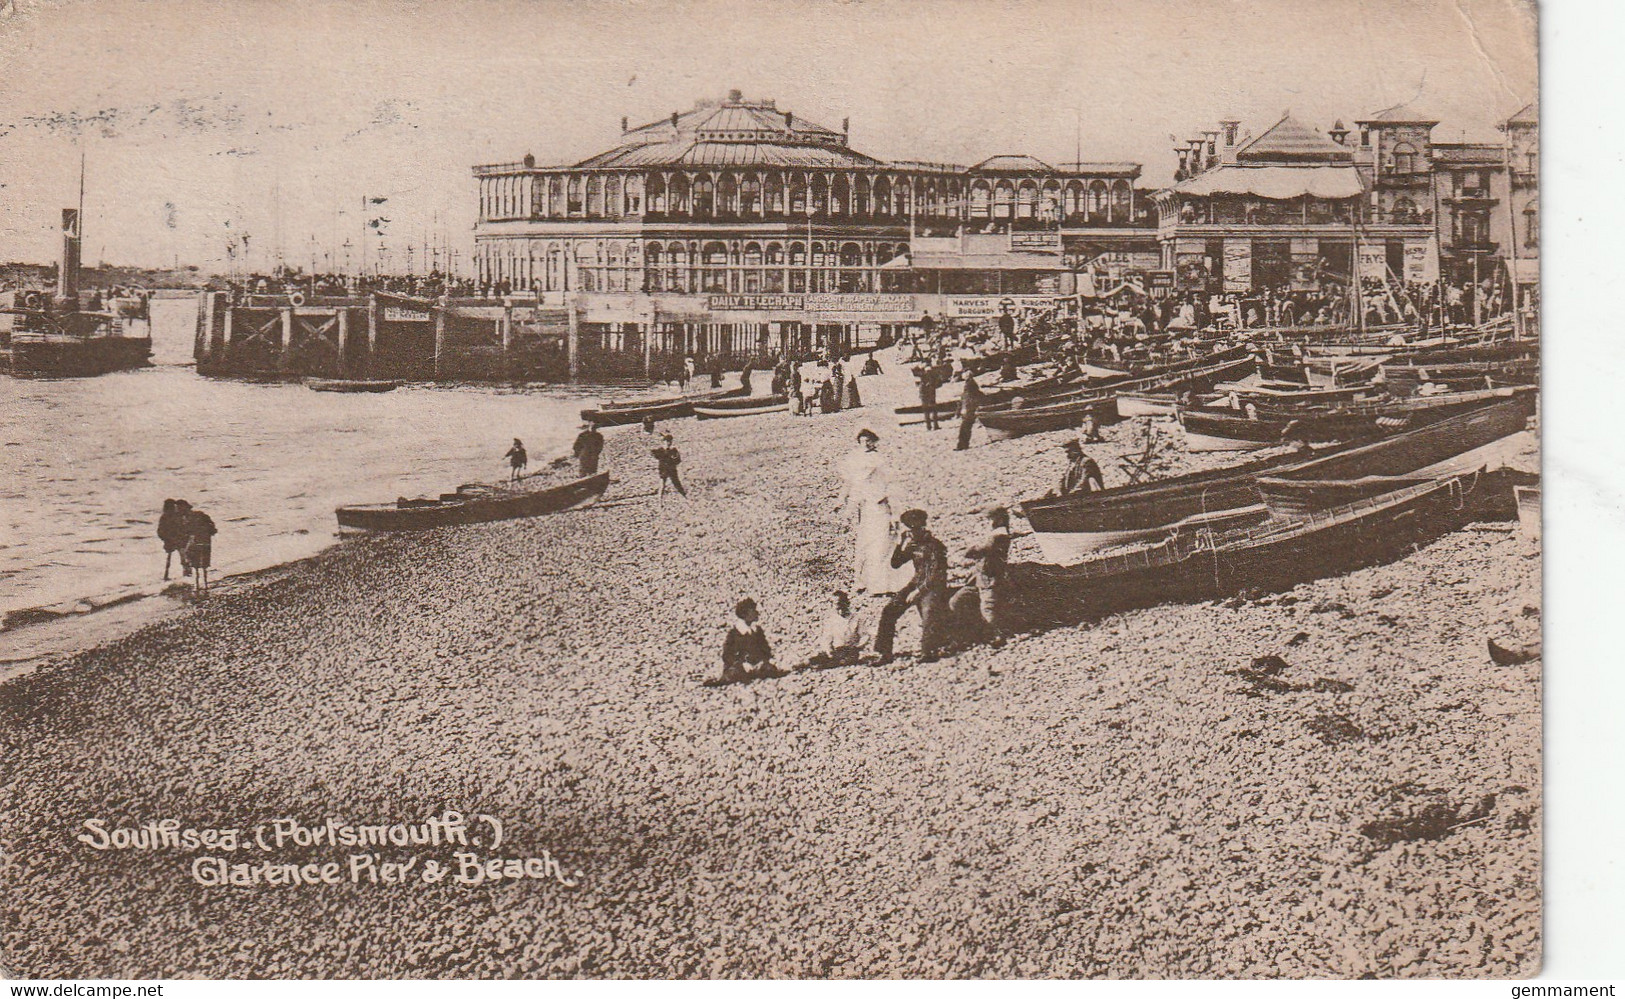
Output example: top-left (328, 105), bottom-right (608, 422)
top-left (716, 597), bottom-right (775, 684)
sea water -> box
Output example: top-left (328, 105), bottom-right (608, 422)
top-left (1, 295), bottom-right (636, 620)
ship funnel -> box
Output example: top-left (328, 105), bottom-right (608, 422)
top-left (58, 209), bottom-right (81, 307)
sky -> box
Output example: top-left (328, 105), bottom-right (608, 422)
top-left (0, 0), bottom-right (1536, 272)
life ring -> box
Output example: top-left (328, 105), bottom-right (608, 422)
top-left (289, 292), bottom-right (307, 307)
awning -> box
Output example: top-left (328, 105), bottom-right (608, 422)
top-left (910, 251), bottom-right (1067, 271)
top-left (1172, 165), bottom-right (1364, 200)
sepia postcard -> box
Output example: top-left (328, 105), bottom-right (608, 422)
top-left (0, 0), bottom-right (1542, 980)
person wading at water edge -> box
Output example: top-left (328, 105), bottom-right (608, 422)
top-left (652, 432), bottom-right (686, 498)
top-left (872, 508), bottom-right (951, 665)
top-left (719, 597), bottom-right (774, 683)
top-left (157, 498), bottom-right (191, 581)
top-left (572, 422), bottom-right (605, 477)
top-left (184, 506), bottom-right (218, 595)
top-left (505, 438), bottom-right (528, 482)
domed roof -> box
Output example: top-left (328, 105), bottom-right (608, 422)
top-left (570, 93), bottom-right (884, 170)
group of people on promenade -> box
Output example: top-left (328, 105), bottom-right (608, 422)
top-left (156, 499), bottom-right (218, 594)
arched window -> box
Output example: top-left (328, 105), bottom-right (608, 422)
top-left (701, 240), bottom-right (727, 292)
top-left (1016, 180), bottom-right (1038, 219)
top-left (717, 174), bottom-right (739, 217)
top-left (669, 174), bottom-right (690, 216)
top-left (855, 175), bottom-right (871, 216)
top-left (789, 175), bottom-right (808, 215)
top-left (574, 242), bottom-right (597, 292)
top-left (692, 176), bottom-right (715, 218)
top-left (873, 176), bottom-right (892, 216)
top-left (605, 175), bottom-right (622, 218)
top-left (831, 176), bottom-right (850, 216)
top-left (646, 175), bottom-right (667, 215)
top-left (740, 175), bottom-right (761, 216)
top-left (1392, 141), bottom-right (1418, 176)
top-left (969, 181), bottom-right (992, 219)
top-left (1111, 180), bottom-right (1132, 222)
top-left (993, 181), bottom-right (1015, 219)
top-left (1523, 200), bottom-right (1539, 249)
top-left (567, 176), bottom-right (584, 216)
top-left (764, 173), bottom-right (785, 216)
top-left (1041, 180), bottom-right (1061, 221)
top-left (1087, 180), bottom-right (1108, 220)
top-left (645, 242), bottom-right (664, 292)
top-left (586, 175), bottom-right (604, 217)
top-left (623, 174), bottom-right (643, 215)
top-left (811, 175), bottom-right (830, 216)
top-left (1393, 196), bottom-right (1417, 223)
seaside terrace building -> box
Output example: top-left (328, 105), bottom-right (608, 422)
top-left (471, 91), bottom-right (1158, 375)
top-left (1155, 104), bottom-right (1537, 328)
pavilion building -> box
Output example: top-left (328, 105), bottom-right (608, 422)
top-left (471, 92), bottom-right (1156, 374)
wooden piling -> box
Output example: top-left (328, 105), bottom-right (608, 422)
top-left (366, 295), bottom-right (380, 376)
top-left (336, 307), bottom-right (351, 377)
top-left (279, 307), bottom-right (295, 370)
top-left (566, 299), bottom-right (580, 382)
top-left (434, 295), bottom-right (448, 377)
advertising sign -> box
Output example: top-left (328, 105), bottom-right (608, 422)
top-left (1222, 239), bottom-right (1252, 293)
top-left (1358, 244), bottom-right (1389, 280)
top-left (1403, 238), bottom-right (1439, 284)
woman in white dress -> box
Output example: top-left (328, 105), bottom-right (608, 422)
top-left (838, 428), bottom-right (910, 595)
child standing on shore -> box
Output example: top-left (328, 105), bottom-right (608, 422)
top-left (652, 432), bottom-right (686, 497)
top-left (505, 438), bottom-right (528, 482)
top-left (185, 507), bottom-right (217, 595)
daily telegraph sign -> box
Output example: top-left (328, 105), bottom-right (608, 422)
top-left (707, 294), bottom-right (917, 315)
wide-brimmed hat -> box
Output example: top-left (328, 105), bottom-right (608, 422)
top-left (1061, 439), bottom-right (1084, 452)
top-left (899, 508), bottom-right (929, 529)
top-left (856, 428), bottom-right (879, 442)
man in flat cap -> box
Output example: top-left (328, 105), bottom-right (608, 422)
top-left (872, 508), bottom-right (951, 664)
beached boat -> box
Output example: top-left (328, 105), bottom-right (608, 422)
top-left (1177, 385), bottom-right (1532, 452)
top-left (1021, 395), bottom-right (1531, 561)
top-left (1379, 358), bottom-right (1539, 395)
top-left (581, 386), bottom-right (745, 427)
top-left (693, 394), bottom-right (790, 419)
top-left (1254, 473), bottom-right (1445, 518)
top-left (1013, 472), bottom-right (1482, 620)
top-left (1114, 392), bottom-right (1181, 419)
top-left (979, 354), bottom-right (1254, 439)
top-left (305, 378), bottom-right (404, 393)
top-left (335, 471), bottom-right (610, 531)
top-left (893, 369), bottom-right (1076, 421)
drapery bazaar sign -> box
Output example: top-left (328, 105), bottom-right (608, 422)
top-left (706, 294), bottom-right (917, 313)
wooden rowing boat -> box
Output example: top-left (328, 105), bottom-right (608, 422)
top-left (305, 378), bottom-right (403, 393)
top-left (335, 471), bottom-right (609, 531)
top-left (1178, 385), bottom-right (1532, 452)
top-left (693, 395), bottom-right (790, 419)
top-left (979, 354), bottom-right (1254, 438)
top-left (1021, 395), bottom-right (1531, 561)
top-left (580, 386), bottom-right (745, 427)
top-left (1012, 472), bottom-right (1481, 621)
